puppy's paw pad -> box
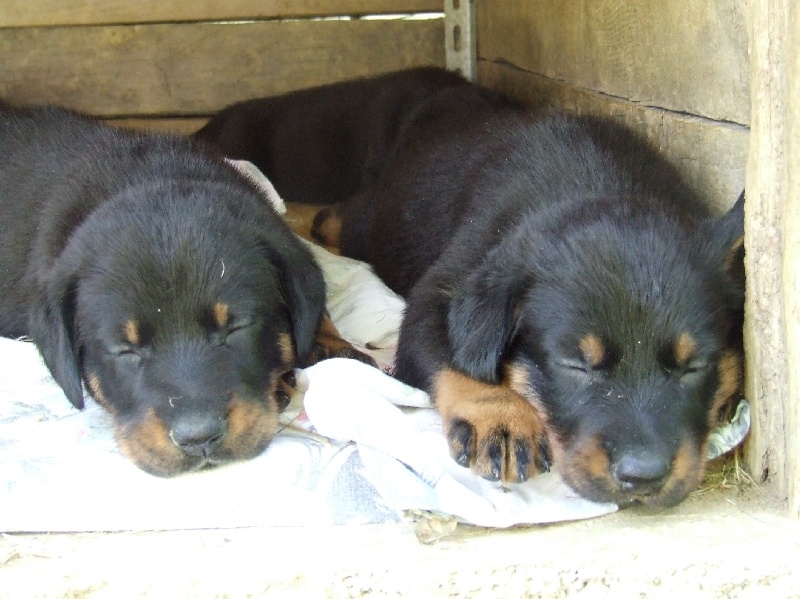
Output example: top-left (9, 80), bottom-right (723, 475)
top-left (442, 394), bottom-right (549, 483)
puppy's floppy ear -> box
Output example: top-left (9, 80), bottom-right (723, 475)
top-left (263, 235), bottom-right (326, 362)
top-left (28, 275), bottom-right (85, 409)
top-left (447, 258), bottom-right (530, 385)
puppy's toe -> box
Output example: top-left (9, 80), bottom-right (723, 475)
top-left (472, 423), bottom-right (549, 483)
top-left (436, 368), bottom-right (549, 483)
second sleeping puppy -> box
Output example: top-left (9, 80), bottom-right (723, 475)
top-left (195, 67), bottom-right (510, 206)
top-left (0, 103), bottom-right (370, 477)
top-left (200, 69), bottom-right (745, 508)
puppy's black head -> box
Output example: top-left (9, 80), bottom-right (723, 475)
top-left (30, 180), bottom-right (324, 476)
top-left (449, 194), bottom-right (744, 507)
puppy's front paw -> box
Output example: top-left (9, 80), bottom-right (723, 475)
top-left (434, 368), bottom-right (549, 482)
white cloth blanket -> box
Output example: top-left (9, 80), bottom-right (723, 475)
top-left (0, 162), bottom-right (748, 533)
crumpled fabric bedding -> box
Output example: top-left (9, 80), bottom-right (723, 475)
top-left (0, 162), bottom-right (749, 533)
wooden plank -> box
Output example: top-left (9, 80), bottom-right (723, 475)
top-left (0, 18), bottom-right (445, 117)
top-left (788, 0), bottom-right (800, 520)
top-left (744, 0), bottom-right (798, 515)
top-left (478, 62), bottom-right (747, 213)
top-left (475, 0), bottom-right (750, 125)
top-left (0, 1), bottom-right (443, 27)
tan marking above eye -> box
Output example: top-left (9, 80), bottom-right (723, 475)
top-left (674, 332), bottom-right (697, 365)
top-left (214, 302), bottom-right (230, 328)
top-left (579, 333), bottom-right (606, 367)
top-left (124, 319), bottom-right (140, 346)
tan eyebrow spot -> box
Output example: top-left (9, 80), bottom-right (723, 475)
top-left (674, 332), bottom-right (697, 365)
top-left (124, 320), bottom-right (140, 345)
top-left (214, 302), bottom-right (230, 328)
top-left (579, 333), bottom-right (606, 367)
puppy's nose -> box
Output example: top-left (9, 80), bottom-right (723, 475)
top-left (170, 414), bottom-right (225, 458)
top-left (612, 451), bottom-right (670, 495)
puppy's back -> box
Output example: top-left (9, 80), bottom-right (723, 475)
top-left (195, 67), bottom-right (483, 204)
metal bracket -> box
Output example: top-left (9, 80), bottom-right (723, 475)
top-left (444, 0), bottom-right (477, 80)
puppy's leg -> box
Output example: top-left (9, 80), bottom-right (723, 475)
top-left (311, 204), bottom-right (343, 249)
top-left (311, 191), bottom-right (376, 261)
top-left (396, 286), bottom-right (550, 483)
top-left (306, 312), bottom-right (376, 367)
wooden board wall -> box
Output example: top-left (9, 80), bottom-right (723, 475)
top-left (745, 0), bottom-right (800, 518)
top-left (0, 1), bottom-right (442, 26)
top-left (0, 1), bottom-right (445, 131)
top-left (475, 0), bottom-right (749, 213)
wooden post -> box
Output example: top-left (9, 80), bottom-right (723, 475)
top-left (745, 0), bottom-right (800, 517)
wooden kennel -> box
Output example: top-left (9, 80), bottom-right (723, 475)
top-left (1, 0), bottom-right (798, 595)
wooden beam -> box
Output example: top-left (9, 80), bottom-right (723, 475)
top-left (0, 18), bottom-right (445, 117)
top-left (475, 0), bottom-right (750, 125)
top-left (788, 0), bottom-right (800, 521)
top-left (478, 62), bottom-right (747, 213)
top-left (744, 0), bottom-right (800, 517)
top-left (745, 0), bottom-right (800, 513)
top-left (0, 1), bottom-right (443, 27)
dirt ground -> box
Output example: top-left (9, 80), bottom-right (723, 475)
top-left (1, 464), bottom-right (798, 598)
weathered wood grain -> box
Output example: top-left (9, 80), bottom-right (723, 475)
top-left (0, 1), bottom-right (443, 27)
top-left (0, 18), bottom-right (445, 116)
top-left (476, 0), bottom-right (750, 125)
top-left (478, 61), bottom-right (747, 213)
top-left (744, 0), bottom-right (799, 517)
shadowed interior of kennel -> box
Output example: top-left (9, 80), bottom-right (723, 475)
top-left (1, 0), bottom-right (799, 595)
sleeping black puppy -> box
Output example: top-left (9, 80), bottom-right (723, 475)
top-left (0, 103), bottom-right (370, 477)
top-left (194, 67), bottom-right (514, 205)
top-left (309, 71), bottom-right (745, 508)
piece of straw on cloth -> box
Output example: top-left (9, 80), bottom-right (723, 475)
top-left (0, 161), bottom-right (749, 533)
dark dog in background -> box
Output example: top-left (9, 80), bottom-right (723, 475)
top-left (194, 67), bottom-right (514, 206)
top-left (203, 68), bottom-right (746, 508)
top-left (0, 103), bottom-right (370, 477)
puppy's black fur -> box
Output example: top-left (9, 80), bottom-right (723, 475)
top-left (309, 71), bottom-right (746, 507)
top-left (0, 103), bottom-right (367, 476)
top-left (194, 67), bottom-right (513, 205)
